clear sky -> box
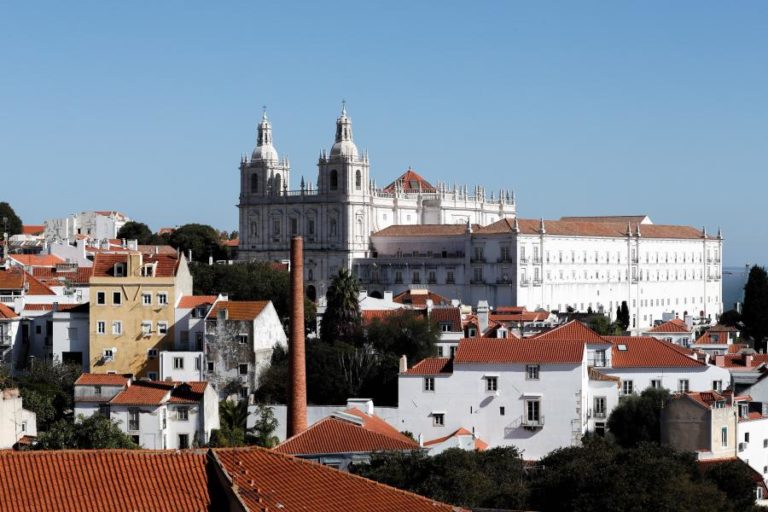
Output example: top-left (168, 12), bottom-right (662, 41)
top-left (1, 1), bottom-right (766, 266)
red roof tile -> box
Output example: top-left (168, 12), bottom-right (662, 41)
top-left (682, 391), bottom-right (727, 409)
top-left (430, 307), bottom-right (462, 331)
top-left (647, 319), bottom-right (690, 333)
top-left (274, 408), bottom-right (418, 455)
top-left (8, 254), bottom-right (64, 267)
top-left (715, 354), bottom-right (768, 369)
top-left (30, 266), bottom-right (93, 286)
top-left (75, 373), bottom-right (131, 386)
top-left (606, 336), bottom-right (704, 368)
top-left (476, 217), bottom-right (705, 239)
top-left (710, 324), bottom-right (739, 333)
top-left (383, 169), bottom-right (437, 193)
top-left (23, 303), bottom-right (89, 313)
top-left (491, 311), bottom-right (549, 323)
top-left (0, 269), bottom-right (56, 296)
top-left (695, 331), bottom-right (728, 345)
top-left (213, 447), bottom-right (465, 512)
top-left (178, 295), bottom-right (218, 309)
top-left (109, 381), bottom-right (207, 406)
top-left (208, 300), bottom-right (269, 321)
top-left (423, 427), bottom-right (488, 451)
top-left (456, 337), bottom-right (586, 364)
top-left (404, 358), bottom-right (453, 375)
top-left (0, 303), bottom-right (19, 319)
top-left (534, 320), bottom-right (610, 344)
top-left (0, 450), bottom-right (211, 512)
top-left (392, 288), bottom-right (451, 307)
top-left (362, 309), bottom-right (411, 326)
top-left (21, 225), bottom-right (45, 235)
top-left (91, 253), bottom-right (180, 278)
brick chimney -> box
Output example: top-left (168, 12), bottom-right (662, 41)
top-left (288, 236), bottom-right (308, 437)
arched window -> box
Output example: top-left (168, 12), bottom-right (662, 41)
top-left (251, 173), bottom-right (259, 193)
top-left (330, 170), bottom-right (338, 191)
top-left (355, 170), bottom-right (361, 190)
top-left (274, 173), bottom-right (282, 193)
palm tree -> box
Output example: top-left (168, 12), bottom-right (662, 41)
top-left (320, 269), bottom-right (362, 344)
top-left (219, 399), bottom-right (248, 430)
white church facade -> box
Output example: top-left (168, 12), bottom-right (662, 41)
top-left (237, 107), bottom-right (723, 328)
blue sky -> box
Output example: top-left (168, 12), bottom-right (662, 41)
top-left (1, 1), bottom-right (766, 265)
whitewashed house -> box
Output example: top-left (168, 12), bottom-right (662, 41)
top-left (644, 318), bottom-right (694, 347)
top-left (204, 300), bottom-right (287, 401)
top-left (0, 304), bottom-right (21, 370)
top-left (0, 388), bottom-right (37, 448)
top-left (159, 351), bottom-right (205, 382)
top-left (174, 295), bottom-right (219, 351)
top-left (74, 373), bottom-right (219, 449)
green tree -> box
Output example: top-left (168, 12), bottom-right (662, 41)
top-left (220, 399), bottom-right (248, 430)
top-left (17, 360), bottom-right (80, 430)
top-left (36, 415), bottom-right (138, 450)
top-left (703, 459), bottom-right (763, 512)
top-left (366, 312), bottom-right (438, 363)
top-left (718, 309), bottom-right (742, 329)
top-left (0, 202), bottom-right (23, 237)
top-left (320, 269), bottom-right (362, 344)
top-left (169, 223), bottom-right (223, 262)
top-left (116, 221), bottom-right (153, 244)
top-left (209, 423), bottom-right (246, 447)
top-left (617, 301), bottom-right (630, 331)
top-left (742, 265), bottom-right (768, 352)
top-left (587, 314), bottom-right (622, 336)
top-left (250, 405), bottom-right (280, 448)
top-left (607, 387), bottom-right (670, 448)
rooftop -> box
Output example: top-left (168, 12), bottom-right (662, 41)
top-left (208, 300), bottom-right (269, 321)
top-left (605, 336), bottom-right (704, 368)
top-left (646, 319), bottom-right (691, 334)
top-left (456, 337), bottom-right (586, 364)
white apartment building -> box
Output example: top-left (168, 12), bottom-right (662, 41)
top-left (237, 107), bottom-right (516, 302)
top-left (74, 373), bottom-right (219, 449)
top-left (43, 210), bottom-right (130, 243)
top-left (356, 216), bottom-right (723, 330)
top-left (159, 351), bottom-right (205, 382)
top-left (174, 295), bottom-right (219, 351)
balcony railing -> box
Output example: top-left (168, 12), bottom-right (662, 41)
top-left (532, 278), bottom-right (542, 286)
top-left (128, 420), bottom-right (139, 431)
top-left (522, 416), bottom-right (545, 428)
top-left (593, 411), bottom-right (607, 419)
top-left (533, 257), bottom-right (542, 265)
top-left (520, 278), bottom-right (530, 286)
top-left (497, 256), bottom-right (513, 263)
top-left (520, 256), bottom-right (530, 264)
top-left (588, 358), bottom-right (607, 367)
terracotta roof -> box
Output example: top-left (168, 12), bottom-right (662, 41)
top-left (110, 381), bottom-right (207, 406)
top-left (274, 408), bottom-right (418, 455)
top-left (21, 225), bottom-right (45, 235)
top-left (372, 224), bottom-right (470, 237)
top-left (8, 254), bottom-right (64, 267)
top-left (0, 450), bottom-right (211, 512)
top-left (178, 295), bottom-right (218, 309)
top-left (681, 391), bottom-right (727, 409)
top-left (0, 303), bottom-right (19, 319)
top-left (491, 311), bottom-right (549, 323)
top-left (23, 303), bottom-right (89, 313)
top-left (456, 337), bottom-right (586, 364)
top-left (362, 309), bottom-right (424, 326)
top-left (589, 368), bottom-right (621, 383)
top-left (534, 320), bottom-right (610, 344)
top-left (647, 319), bottom-right (691, 333)
top-left (694, 331), bottom-right (729, 345)
top-left (424, 427), bottom-right (488, 451)
top-left (0, 268), bottom-right (56, 295)
top-left (606, 336), bottom-right (704, 368)
top-left (560, 215), bottom-right (650, 224)
top-left (137, 245), bottom-right (177, 256)
top-left (383, 169), bottom-right (437, 193)
top-left (91, 253), bottom-right (180, 278)
top-left (392, 288), bottom-right (451, 307)
top-left (213, 447), bottom-right (464, 512)
top-left (30, 266), bottom-right (93, 286)
top-left (75, 373), bottom-right (131, 386)
top-left (430, 307), bottom-right (462, 331)
top-left (221, 239), bottom-right (239, 247)
top-left (710, 324), bottom-right (739, 333)
top-left (403, 358), bottom-right (453, 375)
top-left (208, 300), bottom-right (269, 321)
top-left (715, 354), bottom-right (768, 369)
top-left (475, 217), bottom-right (705, 239)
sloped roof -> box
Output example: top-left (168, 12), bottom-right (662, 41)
top-left (0, 450), bottom-right (211, 512)
top-left (715, 354), bottom-right (768, 369)
top-left (23, 303), bottom-right (89, 313)
top-left (208, 301), bottom-right (269, 321)
top-left (21, 225), bottom-right (45, 235)
top-left (361, 309), bottom-right (425, 326)
top-left (456, 337), bottom-right (585, 364)
top-left (430, 307), bottom-right (462, 331)
top-left (91, 253), bottom-right (180, 278)
top-left (605, 336), bottom-right (704, 368)
top-left (8, 254), bottom-right (64, 267)
top-left (30, 266), bottom-right (93, 286)
top-left (213, 447), bottom-right (465, 512)
top-left (383, 169), bottom-right (436, 193)
top-left (0, 268), bottom-right (56, 295)
top-left (560, 215), bottom-right (650, 224)
top-left (647, 319), bottom-right (690, 333)
top-left (534, 320), bottom-right (611, 344)
top-left (178, 295), bottom-right (218, 309)
top-left (684, 391), bottom-right (727, 409)
top-left (372, 224), bottom-right (469, 237)
top-left (75, 373), bottom-right (131, 386)
top-left (403, 358), bottom-right (453, 375)
top-left (274, 408), bottom-right (418, 455)
top-left (424, 427), bottom-right (488, 451)
top-left (710, 324), bottom-right (739, 333)
top-left (0, 303), bottom-right (19, 319)
top-left (475, 218), bottom-right (704, 239)
top-left (109, 381), bottom-right (207, 406)
top-left (694, 330), bottom-right (729, 345)
top-left (392, 288), bottom-right (451, 307)
top-left (490, 310), bottom-right (549, 323)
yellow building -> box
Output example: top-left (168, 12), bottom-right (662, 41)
top-left (89, 251), bottom-right (192, 377)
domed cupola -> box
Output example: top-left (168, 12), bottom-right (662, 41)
top-left (251, 109), bottom-right (279, 162)
top-left (329, 102), bottom-right (359, 158)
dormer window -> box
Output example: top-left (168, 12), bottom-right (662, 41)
top-left (114, 263), bottom-right (126, 277)
top-left (141, 264), bottom-right (155, 277)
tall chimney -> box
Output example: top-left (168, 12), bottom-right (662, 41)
top-left (288, 236), bottom-right (308, 437)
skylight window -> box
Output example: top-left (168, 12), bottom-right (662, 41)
top-left (618, 344), bottom-right (628, 351)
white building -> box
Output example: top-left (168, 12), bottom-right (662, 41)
top-left (74, 373), bottom-right (219, 449)
top-left (204, 300), bottom-right (287, 400)
top-left (0, 304), bottom-right (21, 370)
top-left (356, 217), bottom-right (723, 331)
top-left (0, 388), bottom-right (36, 448)
top-left (237, 107), bottom-right (516, 302)
top-left (159, 351), bottom-right (205, 382)
top-left (174, 295), bottom-right (219, 351)
top-left (43, 210), bottom-right (130, 243)
top-left (20, 302), bottom-right (91, 370)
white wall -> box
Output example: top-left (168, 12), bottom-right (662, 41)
top-left (159, 351), bottom-right (204, 381)
top-left (601, 365), bottom-right (731, 395)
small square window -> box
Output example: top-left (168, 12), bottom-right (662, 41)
top-left (424, 377), bottom-right (435, 392)
top-left (486, 376), bottom-right (498, 391)
top-left (433, 413), bottom-right (445, 427)
top-left (239, 363), bottom-right (249, 375)
top-left (526, 365), bottom-right (540, 380)
top-left (112, 321), bottom-right (122, 335)
top-left (237, 334), bottom-right (248, 344)
top-left (142, 293), bottom-right (152, 305)
top-left (141, 322), bottom-right (152, 335)
top-left (147, 349), bottom-right (158, 358)
top-left (147, 372), bottom-right (157, 380)
top-left (157, 293), bottom-right (168, 305)
top-left (97, 321), bottom-right (106, 335)
top-left (207, 362), bottom-right (214, 373)
top-left (500, 406), bottom-right (505, 416)
top-left (113, 292), bottom-right (122, 305)
top-left (173, 357), bottom-right (184, 370)
top-left (97, 292), bottom-right (106, 305)
top-left (239, 387), bottom-right (249, 399)
top-left (157, 322), bottom-right (168, 335)
top-left (177, 407), bottom-right (189, 421)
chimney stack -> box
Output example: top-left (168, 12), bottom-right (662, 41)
top-left (288, 236), bottom-right (308, 437)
